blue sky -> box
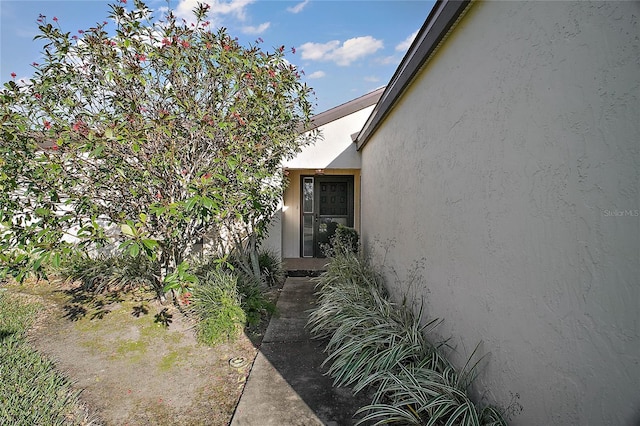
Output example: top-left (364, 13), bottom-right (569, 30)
top-left (1, 0), bottom-right (435, 113)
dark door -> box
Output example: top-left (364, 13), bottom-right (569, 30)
top-left (301, 175), bottom-right (354, 257)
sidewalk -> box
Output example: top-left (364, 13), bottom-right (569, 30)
top-left (230, 277), bottom-right (373, 426)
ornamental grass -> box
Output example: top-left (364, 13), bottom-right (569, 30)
top-left (307, 240), bottom-right (506, 426)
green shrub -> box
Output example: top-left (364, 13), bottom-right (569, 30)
top-left (190, 254), bottom-right (230, 279)
top-left (60, 254), bottom-right (158, 293)
top-left (258, 248), bottom-right (286, 287)
top-left (308, 250), bottom-right (506, 426)
top-left (190, 270), bottom-right (246, 346)
top-left (229, 246), bottom-right (286, 288)
top-left (333, 225), bottom-right (359, 254)
top-left (358, 361), bottom-right (506, 425)
top-left (236, 272), bottom-right (277, 327)
top-left (321, 225), bottom-right (359, 257)
top-left (0, 293), bottom-right (88, 425)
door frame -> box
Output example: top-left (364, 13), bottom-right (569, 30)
top-left (300, 175), bottom-right (354, 257)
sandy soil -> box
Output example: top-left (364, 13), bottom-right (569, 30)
top-left (11, 280), bottom-right (262, 426)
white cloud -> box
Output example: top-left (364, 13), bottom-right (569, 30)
top-left (364, 75), bottom-right (379, 83)
top-left (210, 0), bottom-right (254, 20)
top-left (378, 55), bottom-right (399, 65)
top-left (287, 0), bottom-right (310, 14)
top-left (134, 29), bottom-right (165, 47)
top-left (300, 36), bottom-right (383, 66)
top-left (300, 40), bottom-right (340, 61)
top-left (395, 30), bottom-right (418, 52)
top-left (242, 22), bottom-right (270, 34)
top-left (332, 36), bottom-right (383, 66)
top-left (307, 70), bottom-right (326, 79)
top-left (17, 76), bottom-right (32, 86)
top-left (174, 0), bottom-right (255, 25)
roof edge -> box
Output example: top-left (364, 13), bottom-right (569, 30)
top-left (304, 86), bottom-right (385, 132)
top-left (355, 0), bottom-right (472, 150)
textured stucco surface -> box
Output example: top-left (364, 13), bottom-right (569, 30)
top-left (283, 105), bottom-right (374, 170)
top-left (359, 2), bottom-right (639, 424)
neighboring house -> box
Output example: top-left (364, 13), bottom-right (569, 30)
top-left (350, 0), bottom-right (638, 425)
top-left (264, 87), bottom-right (384, 259)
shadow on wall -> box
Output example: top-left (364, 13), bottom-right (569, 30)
top-left (326, 142), bottom-right (360, 169)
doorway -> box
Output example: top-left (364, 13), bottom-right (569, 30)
top-left (301, 175), bottom-right (354, 257)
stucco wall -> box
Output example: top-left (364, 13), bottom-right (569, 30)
top-left (360, 1), bottom-right (639, 424)
top-left (260, 206), bottom-right (282, 258)
top-left (284, 105), bottom-right (374, 170)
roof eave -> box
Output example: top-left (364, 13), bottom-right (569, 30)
top-left (355, 0), bottom-right (471, 151)
top-left (298, 86), bottom-right (386, 134)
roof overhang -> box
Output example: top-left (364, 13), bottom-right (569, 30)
top-left (299, 87), bottom-right (385, 134)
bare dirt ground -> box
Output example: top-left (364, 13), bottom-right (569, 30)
top-left (7, 279), bottom-right (268, 426)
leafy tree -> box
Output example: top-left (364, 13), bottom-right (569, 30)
top-left (0, 0), bottom-right (315, 297)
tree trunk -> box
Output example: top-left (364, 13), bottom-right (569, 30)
top-left (248, 234), bottom-right (262, 285)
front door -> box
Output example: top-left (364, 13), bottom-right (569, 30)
top-left (301, 175), bottom-right (354, 257)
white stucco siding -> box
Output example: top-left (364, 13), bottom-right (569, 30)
top-left (360, 1), bottom-right (639, 425)
top-left (260, 206), bottom-right (282, 258)
top-left (284, 105), bottom-right (374, 170)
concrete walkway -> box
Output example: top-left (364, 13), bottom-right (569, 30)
top-left (230, 277), bottom-right (373, 426)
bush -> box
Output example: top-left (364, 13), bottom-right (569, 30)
top-left (307, 250), bottom-right (507, 426)
top-left (333, 225), bottom-right (359, 254)
top-left (192, 253), bottom-right (277, 330)
top-left (190, 270), bottom-right (246, 346)
top-left (229, 246), bottom-right (286, 288)
top-left (258, 248), bottom-right (286, 287)
top-left (322, 225), bottom-right (359, 258)
top-left (235, 272), bottom-right (277, 328)
top-left (60, 254), bottom-right (158, 294)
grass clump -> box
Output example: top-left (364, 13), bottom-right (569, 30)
top-left (257, 248), bottom-right (286, 287)
top-left (60, 254), bottom-right (158, 294)
top-left (0, 292), bottom-right (88, 425)
top-left (307, 240), bottom-right (506, 426)
top-left (189, 249), bottom-right (279, 345)
top-left (235, 272), bottom-right (277, 328)
top-left (190, 270), bottom-right (246, 346)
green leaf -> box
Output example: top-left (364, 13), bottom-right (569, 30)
top-left (121, 224), bottom-right (135, 237)
top-left (162, 279), bottom-right (181, 293)
top-left (201, 196), bottom-right (215, 210)
top-left (141, 239), bottom-right (158, 250)
top-left (215, 173), bottom-right (229, 183)
top-left (129, 242), bottom-right (140, 257)
top-left (184, 196), bottom-right (198, 211)
top-left (91, 144), bottom-right (104, 157)
top-left (51, 252), bottom-right (61, 268)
